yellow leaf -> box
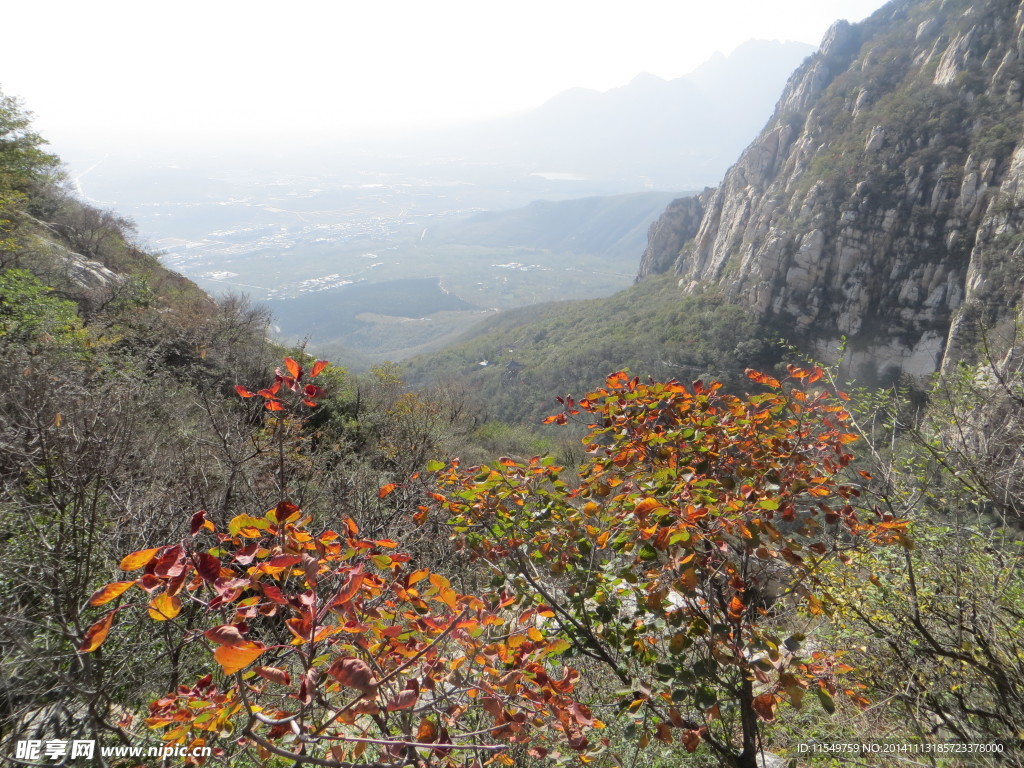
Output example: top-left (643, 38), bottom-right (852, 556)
top-left (228, 513), bottom-right (270, 537)
top-left (148, 593), bottom-right (182, 621)
top-left (429, 573), bottom-right (451, 591)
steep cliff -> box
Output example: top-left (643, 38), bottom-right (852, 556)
top-left (639, 0), bottom-right (1024, 376)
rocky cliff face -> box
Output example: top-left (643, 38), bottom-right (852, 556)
top-left (639, 0), bottom-right (1024, 377)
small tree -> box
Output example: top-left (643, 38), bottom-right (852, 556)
top-left (0, 88), bottom-right (60, 194)
top-left (424, 367), bottom-right (905, 767)
top-left (828, 350), bottom-right (1024, 759)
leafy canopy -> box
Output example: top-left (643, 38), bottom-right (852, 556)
top-left (424, 366), bottom-right (905, 765)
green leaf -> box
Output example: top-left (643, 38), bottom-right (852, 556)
top-left (816, 686), bottom-right (836, 714)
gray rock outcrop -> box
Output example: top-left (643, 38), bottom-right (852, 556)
top-left (639, 0), bottom-right (1024, 377)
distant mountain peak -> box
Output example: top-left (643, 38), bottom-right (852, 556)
top-left (625, 72), bottom-right (669, 88)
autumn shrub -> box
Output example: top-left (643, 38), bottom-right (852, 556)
top-left (422, 366), bottom-right (905, 768)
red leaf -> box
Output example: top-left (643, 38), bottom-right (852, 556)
top-left (262, 584), bottom-right (288, 604)
top-left (255, 666), bottom-right (291, 686)
top-left (655, 721), bottom-right (673, 744)
top-left (301, 554), bottom-right (319, 586)
top-left (195, 552), bottom-right (222, 582)
top-left (190, 510), bottom-right (214, 535)
top-left (265, 401), bottom-right (285, 412)
top-left (752, 692), bottom-right (777, 722)
top-left (327, 657), bottom-right (378, 695)
top-left (204, 624), bottom-right (248, 646)
top-left (284, 357), bottom-right (301, 379)
top-left (235, 385), bottom-right (255, 398)
top-left (310, 360), bottom-right (329, 377)
top-left (681, 729), bottom-right (702, 752)
top-left (386, 688), bottom-right (418, 711)
top-left (153, 545), bottom-right (186, 579)
top-left (273, 500), bottom-right (300, 523)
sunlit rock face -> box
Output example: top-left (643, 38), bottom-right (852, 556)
top-left (639, 0), bottom-right (1024, 377)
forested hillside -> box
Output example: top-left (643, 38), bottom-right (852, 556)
top-left (0, 91), bottom-right (496, 763)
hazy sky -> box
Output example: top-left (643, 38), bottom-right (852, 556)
top-left (3, 0), bottom-right (889, 150)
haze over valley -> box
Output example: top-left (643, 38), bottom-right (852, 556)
top-left (59, 39), bottom-right (812, 361)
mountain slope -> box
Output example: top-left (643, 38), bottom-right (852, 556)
top-left (427, 190), bottom-right (682, 260)
top-left (639, 0), bottom-right (1024, 377)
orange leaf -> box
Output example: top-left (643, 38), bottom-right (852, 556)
top-left (88, 581), bottom-right (134, 607)
top-left (728, 596), bottom-right (745, 621)
top-left (265, 401), bottom-right (285, 412)
top-left (284, 357), bottom-right (301, 379)
top-left (438, 586), bottom-right (458, 611)
top-left (311, 360), bottom-right (329, 377)
top-left (606, 371), bottom-right (629, 388)
top-left (235, 385), bottom-right (255, 398)
top-left (633, 497), bottom-right (665, 517)
top-left (148, 593), bottom-right (182, 621)
top-left (745, 369), bottom-right (781, 388)
top-left (79, 612), bottom-right (115, 653)
top-left (332, 568), bottom-right (365, 607)
top-left (214, 641), bottom-right (266, 675)
top-left (807, 594), bottom-right (824, 615)
top-left (416, 717), bottom-right (437, 743)
top-left (119, 547), bottom-right (161, 571)
top-left (378, 483), bottom-right (397, 499)
top-left (407, 569), bottom-right (430, 586)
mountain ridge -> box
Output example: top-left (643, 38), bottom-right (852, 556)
top-left (638, 0), bottom-right (1024, 378)
top-left (405, 39), bottom-right (815, 188)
